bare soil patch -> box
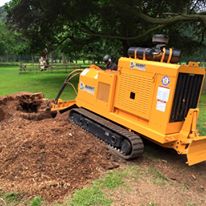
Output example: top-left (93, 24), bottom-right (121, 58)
top-left (0, 93), bottom-right (117, 202)
top-left (108, 155), bottom-right (206, 206)
top-left (110, 144), bottom-right (206, 206)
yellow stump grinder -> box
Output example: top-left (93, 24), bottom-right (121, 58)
top-left (51, 35), bottom-right (206, 166)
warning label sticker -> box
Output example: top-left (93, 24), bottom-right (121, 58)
top-left (157, 86), bottom-right (170, 102)
top-left (156, 86), bottom-right (170, 112)
top-left (156, 100), bottom-right (167, 112)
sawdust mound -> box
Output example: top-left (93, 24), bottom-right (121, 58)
top-left (0, 108), bottom-right (5, 121)
top-left (0, 93), bottom-right (117, 202)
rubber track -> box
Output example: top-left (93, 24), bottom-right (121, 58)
top-left (69, 108), bottom-right (144, 159)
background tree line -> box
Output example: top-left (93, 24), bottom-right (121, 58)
top-left (0, 6), bottom-right (29, 56)
top-left (0, 0), bottom-right (205, 62)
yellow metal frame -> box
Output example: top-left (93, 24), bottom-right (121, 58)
top-left (51, 99), bottom-right (76, 112)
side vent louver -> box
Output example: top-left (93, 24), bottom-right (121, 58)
top-left (170, 73), bottom-right (203, 122)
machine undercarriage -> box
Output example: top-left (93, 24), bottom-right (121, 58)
top-left (69, 108), bottom-right (144, 159)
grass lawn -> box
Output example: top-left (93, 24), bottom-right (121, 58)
top-left (198, 91), bottom-right (206, 135)
top-left (0, 66), bottom-right (78, 100)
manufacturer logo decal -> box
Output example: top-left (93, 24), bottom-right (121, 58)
top-left (162, 76), bottom-right (170, 86)
top-left (79, 82), bottom-right (95, 95)
top-left (130, 62), bottom-right (146, 71)
top-left (84, 85), bottom-right (95, 94)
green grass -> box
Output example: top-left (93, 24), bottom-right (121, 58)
top-left (0, 191), bottom-right (25, 206)
top-left (68, 169), bottom-right (133, 206)
top-left (30, 196), bottom-right (43, 206)
top-left (198, 106), bottom-right (206, 135)
top-left (0, 191), bottom-right (43, 206)
top-left (4, 192), bottom-right (20, 203)
top-left (94, 170), bottom-right (126, 189)
top-left (198, 94), bottom-right (206, 135)
top-left (69, 187), bottom-right (112, 206)
top-left (0, 66), bottom-right (78, 100)
top-left (200, 93), bottom-right (206, 104)
top-left (67, 167), bottom-right (142, 206)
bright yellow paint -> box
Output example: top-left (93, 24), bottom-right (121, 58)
top-left (51, 57), bottom-right (206, 166)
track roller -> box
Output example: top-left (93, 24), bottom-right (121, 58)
top-left (69, 108), bottom-right (144, 159)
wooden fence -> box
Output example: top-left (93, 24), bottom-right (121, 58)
top-left (18, 61), bottom-right (206, 92)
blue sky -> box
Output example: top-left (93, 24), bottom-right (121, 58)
top-left (0, 0), bottom-right (10, 7)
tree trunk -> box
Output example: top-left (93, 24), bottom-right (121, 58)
top-left (121, 40), bottom-right (129, 57)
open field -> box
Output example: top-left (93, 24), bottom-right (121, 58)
top-left (0, 66), bottom-right (78, 100)
top-left (0, 66), bottom-right (206, 206)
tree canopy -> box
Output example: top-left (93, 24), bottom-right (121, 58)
top-left (5, 0), bottom-right (206, 60)
top-left (0, 6), bottom-right (29, 55)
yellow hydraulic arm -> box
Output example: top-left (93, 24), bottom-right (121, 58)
top-left (50, 69), bottom-right (83, 113)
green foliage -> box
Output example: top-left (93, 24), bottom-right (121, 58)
top-left (30, 196), bottom-right (42, 206)
top-left (0, 6), bottom-right (30, 56)
top-left (0, 6), bottom-right (7, 20)
top-left (0, 22), bottom-right (29, 55)
top-left (6, 0), bottom-right (206, 58)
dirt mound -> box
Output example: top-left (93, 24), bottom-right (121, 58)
top-left (0, 93), bottom-right (116, 202)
